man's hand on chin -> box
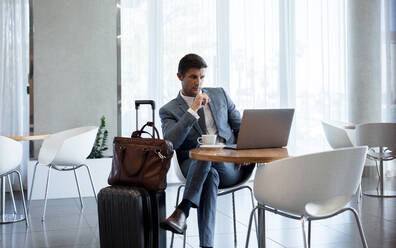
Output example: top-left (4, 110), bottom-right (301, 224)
top-left (191, 93), bottom-right (210, 111)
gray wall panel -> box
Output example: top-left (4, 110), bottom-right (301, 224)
top-left (33, 0), bottom-right (117, 155)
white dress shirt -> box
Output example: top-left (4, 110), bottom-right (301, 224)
top-left (180, 91), bottom-right (224, 143)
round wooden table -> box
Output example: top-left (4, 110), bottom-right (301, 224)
top-left (189, 146), bottom-right (290, 248)
top-left (8, 134), bottom-right (50, 141)
top-left (189, 147), bottom-right (289, 164)
top-left (344, 125), bottom-right (356, 130)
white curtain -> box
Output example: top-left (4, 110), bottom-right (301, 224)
top-left (383, 0), bottom-right (396, 122)
top-left (120, 0), bottom-right (348, 182)
top-left (0, 0), bottom-right (30, 185)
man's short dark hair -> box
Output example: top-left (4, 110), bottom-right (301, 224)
top-left (178, 54), bottom-right (208, 76)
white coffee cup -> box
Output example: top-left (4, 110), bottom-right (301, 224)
top-left (197, 134), bottom-right (217, 145)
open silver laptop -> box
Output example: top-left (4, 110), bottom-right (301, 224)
top-left (225, 109), bottom-right (295, 150)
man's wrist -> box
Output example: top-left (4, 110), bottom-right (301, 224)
top-left (187, 108), bottom-right (199, 119)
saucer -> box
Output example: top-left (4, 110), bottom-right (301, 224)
top-left (200, 143), bottom-right (226, 149)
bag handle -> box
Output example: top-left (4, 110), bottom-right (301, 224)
top-left (131, 130), bottom-right (154, 138)
top-left (132, 122), bottom-right (160, 139)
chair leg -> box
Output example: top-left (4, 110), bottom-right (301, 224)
top-left (245, 206), bottom-right (259, 248)
top-left (247, 186), bottom-right (259, 241)
top-left (348, 208), bottom-right (368, 248)
top-left (170, 184), bottom-right (185, 248)
top-left (257, 205), bottom-right (267, 248)
top-left (308, 219), bottom-right (311, 248)
top-left (73, 166), bottom-right (84, 210)
top-left (7, 175), bottom-right (17, 214)
top-left (175, 184), bottom-right (185, 207)
top-left (82, 164), bottom-right (97, 202)
top-left (28, 162), bottom-right (39, 212)
top-left (42, 165), bottom-right (53, 221)
top-left (15, 170), bottom-right (29, 226)
top-left (183, 232), bottom-right (187, 248)
top-left (301, 217), bottom-right (308, 248)
top-left (232, 192), bottom-right (237, 247)
top-left (170, 232), bottom-right (175, 248)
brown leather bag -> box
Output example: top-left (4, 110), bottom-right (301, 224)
top-left (108, 122), bottom-right (174, 191)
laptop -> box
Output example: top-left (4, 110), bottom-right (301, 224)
top-left (224, 109), bottom-right (295, 150)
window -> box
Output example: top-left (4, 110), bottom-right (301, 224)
top-left (120, 0), bottom-right (348, 180)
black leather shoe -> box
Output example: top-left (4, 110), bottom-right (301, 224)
top-left (160, 208), bottom-right (187, 234)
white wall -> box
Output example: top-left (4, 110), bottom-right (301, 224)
top-left (33, 0), bottom-right (117, 156)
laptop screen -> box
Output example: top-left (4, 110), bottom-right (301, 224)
top-left (234, 109), bottom-right (295, 149)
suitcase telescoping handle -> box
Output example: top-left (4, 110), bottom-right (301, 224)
top-left (135, 100), bottom-right (155, 110)
top-left (135, 100), bottom-right (156, 135)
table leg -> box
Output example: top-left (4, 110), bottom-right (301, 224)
top-left (258, 204), bottom-right (266, 248)
top-left (0, 172), bottom-right (27, 224)
top-left (380, 148), bottom-right (384, 195)
top-left (364, 147), bottom-right (396, 197)
top-left (1, 177), bottom-right (5, 221)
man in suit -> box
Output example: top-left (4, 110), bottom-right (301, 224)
top-left (159, 54), bottom-right (254, 248)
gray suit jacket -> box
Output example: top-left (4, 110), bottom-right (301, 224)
top-left (159, 87), bottom-right (241, 170)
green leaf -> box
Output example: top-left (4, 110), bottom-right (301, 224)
top-left (88, 116), bottom-right (109, 158)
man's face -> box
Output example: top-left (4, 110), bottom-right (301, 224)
top-left (178, 68), bottom-right (206, 97)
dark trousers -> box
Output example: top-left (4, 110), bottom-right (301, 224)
top-left (180, 159), bottom-right (254, 247)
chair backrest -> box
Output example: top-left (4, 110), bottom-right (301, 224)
top-left (253, 146), bottom-right (367, 215)
top-left (321, 121), bottom-right (354, 148)
top-left (0, 136), bottom-right (22, 175)
top-left (38, 126), bottom-right (98, 166)
top-left (356, 122), bottom-right (396, 148)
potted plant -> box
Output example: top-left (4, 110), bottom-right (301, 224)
top-left (88, 116), bottom-right (109, 158)
top-left (85, 116), bottom-right (113, 192)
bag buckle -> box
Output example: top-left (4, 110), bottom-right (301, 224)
top-left (155, 150), bottom-right (166, 160)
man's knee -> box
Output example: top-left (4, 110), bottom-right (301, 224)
top-left (206, 167), bottom-right (220, 186)
top-left (182, 160), bottom-right (212, 179)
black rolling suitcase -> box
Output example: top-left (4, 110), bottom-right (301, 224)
top-left (98, 186), bottom-right (166, 248)
top-left (98, 100), bottom-right (166, 248)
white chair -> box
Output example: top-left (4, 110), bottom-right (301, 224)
top-left (0, 136), bottom-right (29, 226)
top-left (245, 147), bottom-right (368, 248)
top-left (28, 126), bottom-right (98, 221)
top-left (170, 159), bottom-right (257, 248)
top-left (356, 123), bottom-right (396, 197)
top-left (390, 145), bottom-right (396, 156)
top-left (321, 121), bottom-right (354, 148)
top-left (321, 120), bottom-right (363, 201)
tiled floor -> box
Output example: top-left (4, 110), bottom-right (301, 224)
top-left (1, 177), bottom-right (396, 247)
